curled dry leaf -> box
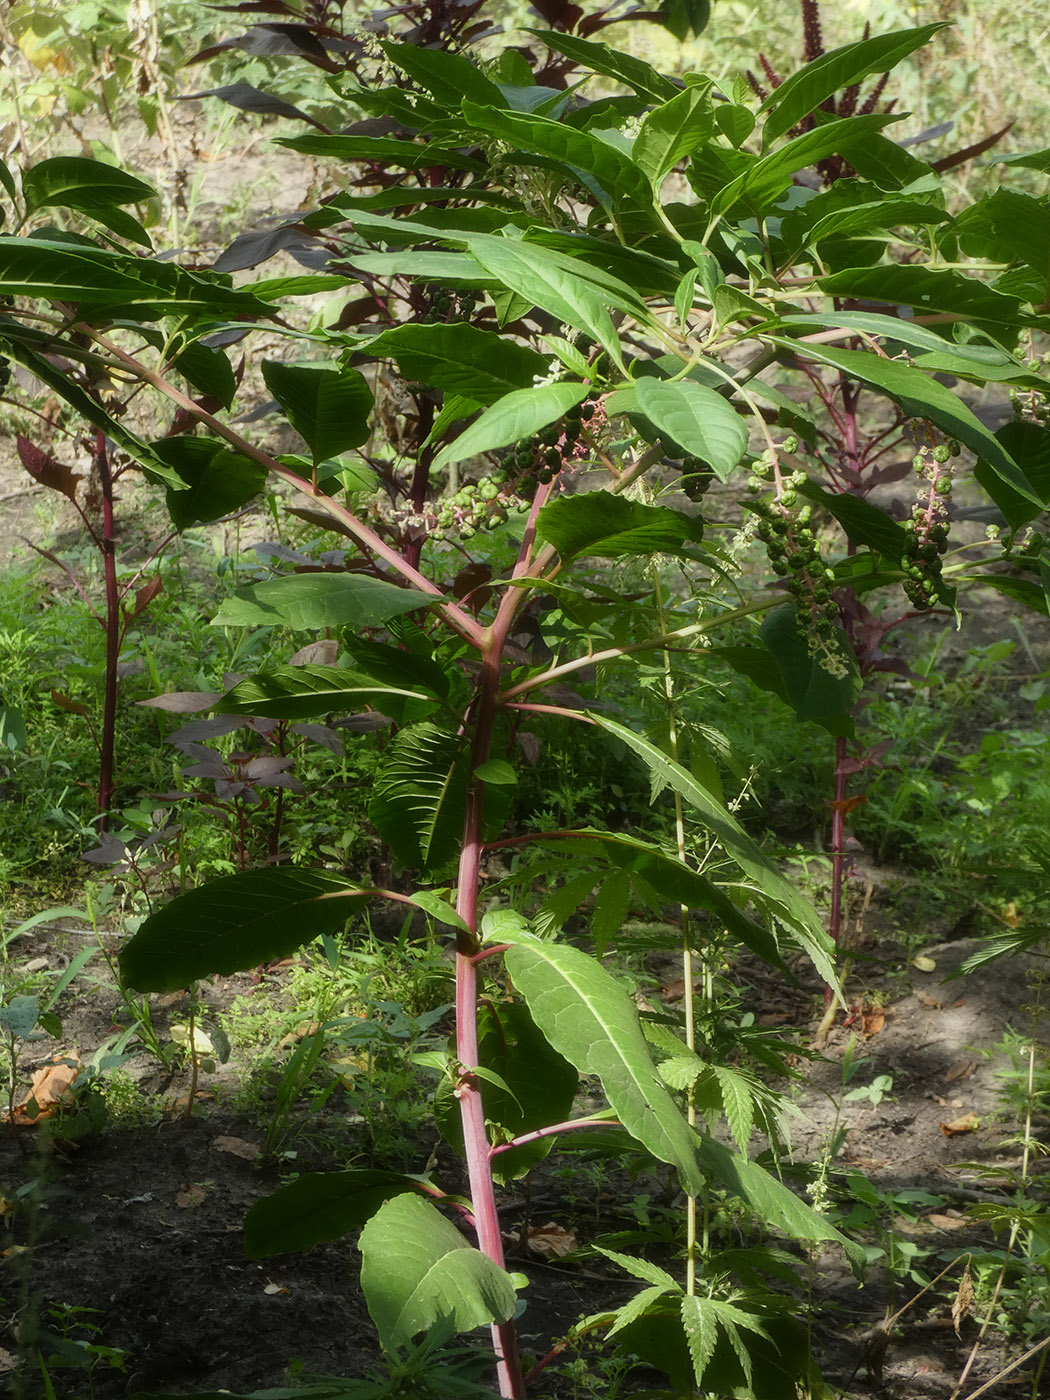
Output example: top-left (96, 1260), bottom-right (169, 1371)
top-left (861, 1005), bottom-right (886, 1036)
top-left (926, 1212), bottom-right (967, 1230)
top-left (944, 1059), bottom-right (977, 1083)
top-left (952, 1261), bottom-right (975, 1336)
top-left (8, 1057), bottom-right (80, 1124)
top-left (940, 1112), bottom-right (980, 1136)
top-left (175, 1182), bottom-right (208, 1209)
top-left (213, 1134), bottom-right (261, 1160)
top-left (508, 1222), bottom-right (578, 1260)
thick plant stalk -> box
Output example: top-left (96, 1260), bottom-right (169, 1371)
top-left (95, 430), bottom-right (120, 829)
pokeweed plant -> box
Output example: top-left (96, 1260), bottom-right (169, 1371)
top-left (2, 6), bottom-right (1050, 1396)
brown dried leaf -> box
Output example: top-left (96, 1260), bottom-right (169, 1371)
top-left (9, 1058), bottom-right (81, 1124)
top-left (952, 1262), bottom-right (974, 1336)
top-left (50, 690), bottom-right (89, 717)
top-left (861, 1006), bottom-right (885, 1036)
top-left (213, 1135), bottom-right (260, 1160)
top-left (289, 640), bottom-right (339, 667)
top-left (940, 1112), bottom-right (980, 1136)
top-left (524, 1222), bottom-right (578, 1260)
top-left (927, 1212), bottom-right (967, 1230)
top-left (944, 1060), bottom-right (977, 1083)
top-left (917, 991), bottom-right (942, 1010)
top-left (176, 1182), bottom-right (208, 1209)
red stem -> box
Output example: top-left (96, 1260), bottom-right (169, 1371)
top-left (95, 430), bottom-right (119, 830)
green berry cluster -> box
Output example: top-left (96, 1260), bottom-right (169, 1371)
top-left (902, 440), bottom-right (957, 610)
top-left (501, 399), bottom-right (599, 498)
top-left (430, 474), bottom-right (528, 542)
top-left (420, 283), bottom-right (480, 325)
top-left (1011, 352), bottom-right (1050, 427)
top-left (680, 455), bottom-right (716, 502)
top-left (749, 440), bottom-right (842, 653)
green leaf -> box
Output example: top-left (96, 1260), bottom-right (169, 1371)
top-left (465, 236), bottom-right (625, 370)
top-left (345, 636), bottom-right (450, 701)
top-left (22, 155), bottom-right (156, 247)
top-left (536, 492), bottom-right (704, 560)
top-left (277, 132), bottom-right (484, 173)
top-left (431, 382), bottom-right (587, 471)
top-left (761, 25), bottom-right (946, 148)
top-left (817, 264), bottom-right (1030, 329)
top-left (245, 1170), bottom-right (430, 1258)
top-left (655, 0), bottom-right (711, 41)
top-left (695, 1133), bottom-right (864, 1267)
top-left (631, 85), bottom-right (714, 190)
top-left (710, 114), bottom-right (901, 219)
top-left (796, 479), bottom-right (908, 563)
top-left (956, 188), bottom-right (1050, 297)
top-left (435, 1001), bottom-right (578, 1182)
top-left (975, 420), bottom-right (1050, 528)
top-left (595, 1247), bottom-right (679, 1291)
top-left (629, 377), bottom-right (748, 480)
top-left (172, 340), bottom-right (237, 410)
top-left (367, 323), bottom-right (547, 405)
top-left (407, 891), bottom-right (469, 934)
top-left (358, 1194), bottom-right (516, 1350)
top-left (592, 868), bottom-right (631, 956)
top-left (773, 339), bottom-right (1042, 508)
top-left (155, 438), bottom-right (267, 531)
top-left (589, 717), bottom-right (837, 988)
top-left (758, 606), bottom-right (861, 739)
top-left (210, 575), bottom-right (432, 630)
top-left (461, 102), bottom-right (652, 209)
top-left (0, 236), bottom-right (270, 317)
top-left (711, 1064), bottom-right (756, 1153)
top-left (369, 723), bottom-right (469, 871)
top-left (382, 40), bottom-right (504, 107)
top-left (503, 936), bottom-right (705, 1194)
top-left (261, 361), bottom-right (372, 461)
top-left (474, 759), bottom-right (517, 785)
top-left (526, 31), bottom-right (678, 104)
top-left (679, 1293), bottom-right (719, 1387)
top-left (119, 869), bottom-right (370, 993)
top-left (214, 666), bottom-right (439, 722)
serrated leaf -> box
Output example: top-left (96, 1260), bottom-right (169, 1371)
top-left (711, 1064), bottom-right (755, 1153)
top-left (119, 869), bottom-right (370, 993)
top-left (214, 666), bottom-right (438, 722)
top-left (594, 1246), bottom-right (679, 1291)
top-left (431, 382), bottom-right (587, 470)
top-left (369, 723), bottom-right (469, 871)
top-left (628, 378), bottom-right (748, 480)
top-left (605, 1284), bottom-right (677, 1339)
top-left (358, 1194), bottom-right (516, 1349)
top-left (592, 868), bottom-right (631, 955)
top-left (503, 937), bottom-right (705, 1193)
top-left (261, 360), bottom-right (373, 461)
top-left (536, 492), bottom-right (704, 561)
top-left (589, 718), bottom-right (837, 988)
top-left (367, 323), bottom-right (547, 405)
top-left (657, 1053), bottom-right (705, 1090)
top-left (761, 25), bottom-right (946, 148)
top-left (210, 575), bottom-right (432, 630)
top-left (679, 1293), bottom-right (719, 1386)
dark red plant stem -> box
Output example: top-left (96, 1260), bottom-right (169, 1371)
top-left (95, 429), bottom-right (120, 830)
top-left (490, 1115), bottom-right (614, 1157)
top-left (825, 733), bottom-right (849, 1008)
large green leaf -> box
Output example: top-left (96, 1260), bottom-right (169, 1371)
top-left (465, 235), bottom-right (625, 369)
top-left (758, 606), bottom-right (861, 738)
top-left (818, 264), bottom-right (1030, 329)
top-left (277, 132), bottom-right (485, 173)
top-left (590, 716), bottom-right (837, 987)
top-left (382, 40), bottom-right (504, 107)
top-left (796, 479), bottom-right (908, 563)
top-left (502, 936), bottom-right (705, 1194)
top-left (214, 666), bottom-right (439, 722)
top-left (119, 870), bottom-right (371, 992)
top-left (0, 236), bottom-right (271, 316)
top-left (358, 1194), bottom-right (516, 1350)
top-left (22, 155), bottom-right (156, 247)
top-left (709, 114), bottom-right (901, 219)
top-left (369, 722), bottom-right (469, 871)
top-left (435, 1001), bottom-right (579, 1183)
top-left (760, 25), bottom-right (946, 148)
top-left (620, 378), bottom-right (748, 480)
top-left (155, 438), bottom-right (267, 531)
top-left (774, 339), bottom-right (1042, 508)
top-left (431, 382), bottom-right (587, 470)
top-left (261, 360), bottom-right (372, 460)
top-left (536, 492), bottom-right (704, 560)
top-left (956, 188), bottom-right (1050, 297)
top-left (461, 102), bottom-right (652, 208)
top-left (528, 31), bottom-right (678, 104)
top-left (367, 323), bottom-right (547, 405)
top-left (245, 1170), bottom-right (430, 1258)
top-left (633, 85), bottom-right (714, 190)
top-left (210, 575), bottom-right (432, 630)
top-left (695, 1134), bottom-right (864, 1267)
top-left (975, 420), bottom-right (1050, 528)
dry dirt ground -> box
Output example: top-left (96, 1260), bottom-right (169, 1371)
top-left (0, 897), bottom-right (1047, 1400)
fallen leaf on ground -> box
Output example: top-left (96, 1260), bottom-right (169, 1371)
top-left (8, 1057), bottom-right (80, 1124)
top-left (213, 1135), bottom-right (260, 1160)
top-left (940, 1112), bottom-right (980, 1136)
top-left (506, 1222), bottom-right (578, 1260)
top-left (264, 1282), bottom-right (291, 1296)
top-left (861, 1006), bottom-right (886, 1036)
top-left (927, 1212), bottom-right (967, 1230)
top-left (170, 1023), bottom-right (215, 1056)
top-left (1002, 901), bottom-right (1021, 928)
top-left (917, 992), bottom-right (941, 1010)
top-left (912, 955), bottom-right (937, 973)
top-left (945, 1060), bottom-right (977, 1082)
top-left (952, 1262), bottom-right (974, 1335)
top-left (278, 1021), bottom-right (322, 1048)
top-left (176, 1183), bottom-right (208, 1209)
top-left (0, 1347), bottom-right (16, 1373)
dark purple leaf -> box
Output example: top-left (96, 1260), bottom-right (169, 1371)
top-left (17, 434), bottom-right (80, 502)
top-left (167, 717), bottom-right (244, 746)
top-left (183, 759), bottom-right (232, 780)
top-left (331, 712), bottom-right (392, 732)
top-left (289, 722), bottom-right (344, 754)
top-left (188, 24), bottom-right (338, 70)
top-left (243, 754), bottom-right (295, 780)
top-left (139, 691), bottom-right (220, 714)
top-left (181, 83), bottom-right (327, 130)
top-left (81, 833), bottom-right (130, 866)
top-left (212, 225), bottom-right (332, 274)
